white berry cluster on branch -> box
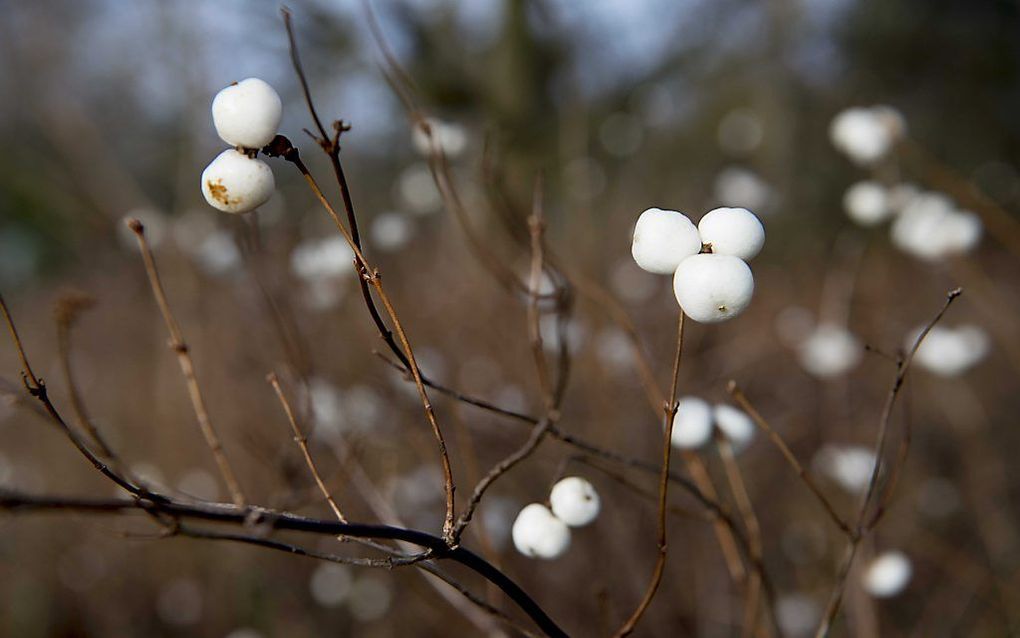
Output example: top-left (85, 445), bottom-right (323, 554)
top-left (832, 107), bottom-right (983, 261)
top-left (511, 477), bottom-right (600, 559)
top-left (201, 78), bottom-right (283, 214)
top-left (631, 206), bottom-right (765, 323)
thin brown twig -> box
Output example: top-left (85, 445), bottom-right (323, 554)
top-left (126, 218), bottom-right (246, 508)
top-left (716, 435), bottom-right (768, 638)
top-left (814, 287), bottom-right (963, 637)
top-left (727, 380), bottom-right (853, 537)
top-left (267, 372), bottom-right (347, 524)
top-left (53, 292), bottom-right (115, 459)
top-left (450, 178), bottom-right (563, 543)
top-left (613, 310), bottom-right (685, 637)
top-left (265, 143), bottom-right (457, 542)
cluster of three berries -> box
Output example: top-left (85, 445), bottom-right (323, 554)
top-left (631, 206), bottom-right (765, 322)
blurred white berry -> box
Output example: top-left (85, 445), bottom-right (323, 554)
top-left (813, 444), bottom-right (876, 493)
top-left (843, 181), bottom-right (891, 227)
top-left (291, 236), bottom-right (355, 281)
top-left (776, 594), bottom-right (821, 637)
top-left (911, 324), bottom-right (989, 377)
top-left (713, 403), bottom-right (755, 452)
top-left (511, 503), bottom-right (571, 559)
top-left (671, 396), bottom-right (714, 449)
top-left (797, 324), bottom-right (862, 379)
top-left (673, 254), bottom-right (754, 323)
top-left (370, 212), bottom-right (414, 253)
top-left (714, 167), bottom-right (772, 212)
top-left (549, 477), bottom-right (600, 527)
top-left (212, 78), bottom-right (283, 149)
top-left (830, 106), bottom-right (904, 165)
top-left (698, 207), bottom-right (765, 260)
top-left (891, 193), bottom-right (982, 261)
top-left (863, 551), bottom-right (912, 598)
top-left (412, 118), bottom-right (468, 158)
top-left (309, 563), bottom-right (352, 607)
top-left (201, 149), bottom-right (275, 214)
top-left (631, 208), bottom-right (702, 274)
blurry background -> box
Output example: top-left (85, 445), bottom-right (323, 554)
top-left (1, 0), bottom-right (1019, 636)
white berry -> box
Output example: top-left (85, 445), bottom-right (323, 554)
top-left (212, 78), bottom-right (283, 149)
top-left (698, 207), bottom-right (765, 260)
top-left (511, 503), bottom-right (571, 559)
top-left (911, 324), bottom-right (989, 377)
top-left (673, 254), bottom-right (754, 323)
top-left (797, 324), bottom-right (862, 379)
top-left (813, 444), bottom-right (876, 493)
top-left (713, 403), bottom-right (755, 452)
top-left (631, 208), bottom-right (702, 274)
top-left (843, 181), bottom-right (891, 227)
top-left (829, 106), bottom-right (902, 165)
top-left (549, 477), bottom-right (600, 527)
top-left (671, 396), bottom-right (713, 449)
top-left (201, 149), bottom-right (275, 214)
top-left (863, 551), bottom-right (912, 598)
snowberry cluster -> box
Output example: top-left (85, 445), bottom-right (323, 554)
top-left (201, 78), bottom-right (282, 214)
top-left (829, 105), bottom-right (905, 166)
top-left (511, 477), bottom-right (600, 559)
top-left (832, 105), bottom-right (983, 261)
top-left (670, 397), bottom-right (756, 452)
top-left (631, 207), bottom-right (765, 323)
top-left (843, 184), bottom-right (982, 260)
top-left (910, 323), bottom-right (989, 377)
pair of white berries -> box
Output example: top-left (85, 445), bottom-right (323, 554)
top-left (201, 78), bottom-right (283, 214)
top-left (511, 477), bottom-right (600, 560)
top-left (671, 398), bottom-right (756, 452)
top-left (829, 105), bottom-right (905, 166)
top-left (631, 207), bottom-right (765, 323)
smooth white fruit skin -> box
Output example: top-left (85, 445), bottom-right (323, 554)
top-left (671, 396), bottom-right (713, 449)
top-left (201, 149), bottom-right (275, 214)
top-left (511, 503), bottom-right (571, 559)
top-left (212, 78), bottom-right (283, 149)
top-left (713, 403), bottom-right (755, 452)
top-left (549, 477), bottom-right (600, 527)
top-left (843, 181), bottom-right (891, 227)
top-left (698, 207), bottom-right (765, 260)
top-left (673, 254), bottom-right (754, 323)
top-left (631, 208), bottom-right (702, 274)
top-left (863, 551), bottom-right (912, 598)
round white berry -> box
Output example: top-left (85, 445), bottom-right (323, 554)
top-left (797, 324), bottom-right (862, 379)
top-left (511, 503), bottom-right (571, 559)
top-left (829, 107), bottom-right (899, 165)
top-left (631, 208), bottom-right (702, 274)
top-left (201, 149), bottom-right (275, 214)
top-left (697, 207), bottom-right (765, 260)
top-left (713, 403), bottom-right (755, 452)
top-left (212, 78), bottom-right (283, 149)
top-left (549, 477), bottom-right (600, 527)
top-left (672, 254), bottom-right (754, 323)
top-left (671, 396), bottom-right (713, 449)
top-left (813, 444), bottom-right (876, 493)
top-left (843, 181), bottom-right (891, 227)
top-left (890, 192), bottom-right (982, 261)
top-left (911, 324), bottom-right (989, 377)
top-left (863, 551), bottom-right (912, 598)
